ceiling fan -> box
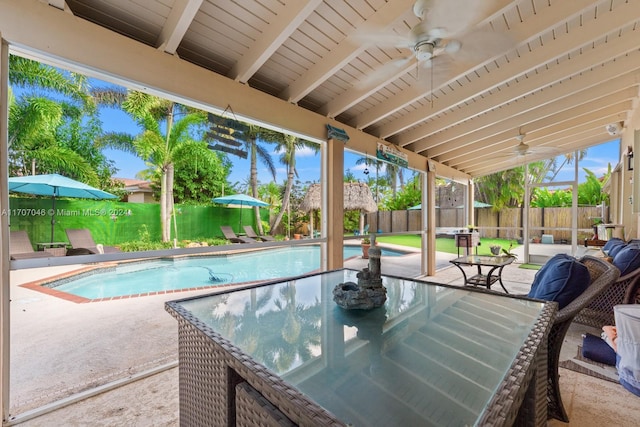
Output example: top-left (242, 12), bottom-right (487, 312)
top-left (355, 0), bottom-right (511, 89)
top-left (508, 130), bottom-right (559, 159)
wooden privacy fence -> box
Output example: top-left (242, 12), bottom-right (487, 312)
top-left (367, 206), bottom-right (605, 241)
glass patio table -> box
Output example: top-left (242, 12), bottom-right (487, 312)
top-left (450, 255), bottom-right (516, 293)
top-left (166, 269), bottom-right (555, 427)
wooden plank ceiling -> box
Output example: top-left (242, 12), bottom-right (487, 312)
top-left (58, 0), bottom-right (639, 177)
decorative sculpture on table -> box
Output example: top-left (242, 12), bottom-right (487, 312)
top-left (333, 235), bottom-right (387, 309)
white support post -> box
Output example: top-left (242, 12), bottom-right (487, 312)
top-left (1, 35), bottom-right (11, 423)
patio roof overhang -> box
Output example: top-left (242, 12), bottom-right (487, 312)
top-left (0, 0), bottom-right (637, 179)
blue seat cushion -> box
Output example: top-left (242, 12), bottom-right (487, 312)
top-left (528, 254), bottom-right (591, 309)
top-left (613, 244), bottom-right (640, 276)
top-left (582, 333), bottom-right (616, 366)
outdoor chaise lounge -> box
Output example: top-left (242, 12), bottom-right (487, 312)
top-left (65, 228), bottom-right (121, 254)
top-left (220, 226), bottom-right (257, 244)
top-left (9, 230), bottom-right (53, 260)
top-left (242, 225), bottom-right (275, 242)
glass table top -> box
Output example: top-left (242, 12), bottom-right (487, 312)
top-left (172, 269), bottom-right (546, 426)
top-left (451, 255), bottom-right (516, 267)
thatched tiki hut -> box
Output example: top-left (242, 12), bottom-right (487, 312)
top-left (300, 182), bottom-right (377, 235)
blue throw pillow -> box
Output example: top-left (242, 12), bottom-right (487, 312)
top-left (531, 253), bottom-right (574, 282)
top-left (528, 256), bottom-right (591, 309)
top-left (607, 241), bottom-right (627, 258)
top-left (603, 237), bottom-right (624, 251)
top-left (613, 244), bottom-right (640, 276)
top-left (530, 254), bottom-right (573, 294)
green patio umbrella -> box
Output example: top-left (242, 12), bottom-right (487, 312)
top-left (213, 194), bottom-right (269, 231)
top-left (8, 174), bottom-right (117, 243)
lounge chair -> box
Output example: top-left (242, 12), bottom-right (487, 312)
top-left (243, 225), bottom-right (275, 242)
top-left (220, 226), bottom-right (257, 244)
top-left (65, 228), bottom-right (121, 254)
top-left (9, 230), bottom-right (52, 260)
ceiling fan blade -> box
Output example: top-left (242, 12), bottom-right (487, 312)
top-left (422, 0), bottom-right (497, 38)
top-left (355, 56), bottom-right (416, 89)
top-left (349, 28), bottom-right (412, 49)
top-left (453, 30), bottom-right (514, 64)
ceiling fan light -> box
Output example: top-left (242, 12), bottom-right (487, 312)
top-left (414, 41), bottom-right (434, 61)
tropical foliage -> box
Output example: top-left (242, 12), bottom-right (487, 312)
top-left (380, 173), bottom-right (421, 210)
top-left (475, 157), bottom-right (609, 209)
top-left (94, 88), bottom-right (214, 241)
top-left (7, 56), bottom-right (116, 189)
top-left (530, 168), bottom-right (610, 207)
top-left (269, 135), bottom-right (319, 235)
top-left (168, 141), bottom-right (231, 204)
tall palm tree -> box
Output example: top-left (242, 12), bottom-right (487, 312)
top-left (270, 135), bottom-right (319, 235)
top-left (258, 181), bottom-right (283, 231)
top-left (242, 125), bottom-right (278, 234)
top-left (545, 149), bottom-right (589, 182)
top-left (385, 163), bottom-right (404, 196)
top-left (95, 88), bottom-right (206, 241)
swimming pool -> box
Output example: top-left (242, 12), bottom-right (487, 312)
top-left (44, 245), bottom-right (409, 300)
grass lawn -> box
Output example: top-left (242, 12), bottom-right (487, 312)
top-left (376, 234), bottom-right (520, 256)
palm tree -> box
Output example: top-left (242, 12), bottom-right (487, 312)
top-left (545, 149), bottom-right (589, 182)
top-left (9, 55), bottom-right (94, 109)
top-left (7, 56), bottom-right (105, 184)
top-left (385, 163), bottom-right (404, 196)
top-left (95, 88), bottom-right (206, 241)
top-left (258, 181), bottom-right (283, 232)
top-left (270, 135), bottom-right (319, 235)
top-left (242, 125), bottom-right (278, 234)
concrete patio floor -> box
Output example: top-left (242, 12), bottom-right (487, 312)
top-left (6, 245), bottom-right (640, 426)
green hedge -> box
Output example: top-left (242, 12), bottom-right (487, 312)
top-left (9, 197), bottom-right (266, 246)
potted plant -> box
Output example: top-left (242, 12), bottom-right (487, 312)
top-left (467, 225), bottom-right (476, 233)
top-left (501, 242), bottom-right (518, 259)
top-left (490, 244), bottom-right (501, 256)
top-left (361, 237), bottom-right (371, 259)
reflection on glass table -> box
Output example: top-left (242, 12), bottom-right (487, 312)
top-left (166, 269), bottom-right (555, 427)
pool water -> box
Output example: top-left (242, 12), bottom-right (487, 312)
top-left (52, 245), bottom-right (407, 299)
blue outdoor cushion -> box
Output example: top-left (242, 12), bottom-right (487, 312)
top-left (607, 241), bottom-right (627, 258)
top-left (531, 253), bottom-right (575, 284)
top-left (613, 244), bottom-right (640, 276)
top-left (582, 333), bottom-right (616, 366)
top-left (603, 237), bottom-right (624, 252)
top-left (528, 255), bottom-right (591, 309)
